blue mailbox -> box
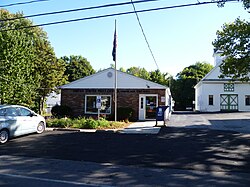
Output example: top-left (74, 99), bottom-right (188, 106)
top-left (155, 106), bottom-right (169, 126)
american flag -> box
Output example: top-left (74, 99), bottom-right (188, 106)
top-left (112, 23), bottom-right (117, 62)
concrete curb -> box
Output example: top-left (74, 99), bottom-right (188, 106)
top-left (45, 121), bottom-right (161, 134)
top-left (46, 127), bottom-right (121, 133)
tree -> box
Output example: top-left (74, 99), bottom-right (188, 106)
top-left (149, 69), bottom-right (169, 86)
top-left (212, 18), bottom-right (250, 81)
top-left (126, 67), bottom-right (150, 80)
top-left (0, 9), bottom-right (67, 113)
top-left (172, 62), bottom-right (213, 110)
top-left (62, 55), bottom-right (95, 82)
top-left (0, 9), bottom-right (38, 107)
top-left (125, 67), bottom-right (172, 87)
top-left (177, 62), bottom-right (214, 80)
top-left (213, 0), bottom-right (250, 9)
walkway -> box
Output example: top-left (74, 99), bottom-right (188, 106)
top-left (119, 120), bottom-right (162, 134)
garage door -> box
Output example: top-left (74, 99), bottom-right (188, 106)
top-left (220, 94), bottom-right (238, 111)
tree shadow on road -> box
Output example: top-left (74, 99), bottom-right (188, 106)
top-left (0, 127), bottom-right (250, 186)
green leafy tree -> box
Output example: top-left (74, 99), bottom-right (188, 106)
top-left (126, 67), bottom-right (150, 80)
top-left (119, 67), bottom-right (126, 72)
top-left (0, 9), bottom-right (67, 113)
top-left (213, 0), bottom-right (250, 9)
top-left (177, 62), bottom-right (214, 80)
top-left (149, 69), bottom-right (169, 86)
top-left (212, 18), bottom-right (250, 81)
top-left (0, 10), bottom-right (38, 107)
top-left (125, 67), bottom-right (171, 87)
top-left (62, 55), bottom-right (95, 82)
top-left (172, 62), bottom-right (213, 110)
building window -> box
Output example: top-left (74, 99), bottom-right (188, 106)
top-left (209, 95), bottom-right (213, 105)
top-left (85, 95), bottom-right (111, 114)
top-left (245, 95), bottom-right (250, 106)
top-left (224, 83), bottom-right (234, 92)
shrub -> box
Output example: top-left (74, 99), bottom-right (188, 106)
top-left (46, 118), bottom-right (72, 128)
top-left (46, 117), bottom-right (128, 129)
top-left (117, 107), bottom-right (134, 121)
top-left (51, 105), bottom-right (72, 118)
top-left (97, 118), bottom-right (110, 128)
top-left (84, 118), bottom-right (99, 129)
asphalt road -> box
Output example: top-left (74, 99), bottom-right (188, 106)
top-left (1, 114), bottom-right (250, 186)
top-left (0, 113), bottom-right (250, 187)
top-left (1, 128), bottom-right (250, 172)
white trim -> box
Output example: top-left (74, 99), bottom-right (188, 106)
top-left (84, 95), bottom-right (112, 115)
top-left (138, 94), bottom-right (158, 120)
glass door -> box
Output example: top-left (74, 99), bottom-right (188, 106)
top-left (145, 96), bottom-right (157, 119)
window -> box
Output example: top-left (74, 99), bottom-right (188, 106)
top-left (140, 97), bottom-right (144, 109)
top-left (224, 83), bottom-right (234, 92)
top-left (245, 95), bottom-right (250, 106)
top-left (85, 95), bottom-right (111, 114)
top-left (6, 108), bottom-right (18, 116)
top-left (17, 107), bottom-right (32, 116)
top-left (209, 95), bottom-right (213, 105)
top-left (0, 109), bottom-right (6, 116)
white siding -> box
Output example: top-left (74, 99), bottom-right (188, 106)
top-left (196, 83), bottom-right (222, 112)
top-left (195, 51), bottom-right (250, 112)
top-left (236, 83), bottom-right (250, 111)
top-left (196, 82), bottom-right (250, 112)
top-left (60, 68), bottom-right (167, 89)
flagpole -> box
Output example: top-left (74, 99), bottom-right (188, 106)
top-left (113, 20), bottom-right (117, 122)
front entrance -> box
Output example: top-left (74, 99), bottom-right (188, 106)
top-left (220, 94), bottom-right (238, 111)
top-left (139, 95), bottom-right (158, 120)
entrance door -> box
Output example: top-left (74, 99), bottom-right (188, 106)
top-left (220, 94), bottom-right (238, 111)
top-left (139, 95), bottom-right (158, 120)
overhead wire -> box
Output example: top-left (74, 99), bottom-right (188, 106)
top-left (0, 0), bottom-right (49, 8)
top-left (0, 0), bottom-right (159, 22)
top-left (130, 0), bottom-right (159, 70)
top-left (0, 0), bottom-right (239, 32)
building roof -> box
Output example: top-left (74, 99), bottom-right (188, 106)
top-left (60, 68), bottom-right (167, 89)
top-left (194, 61), bottom-right (228, 88)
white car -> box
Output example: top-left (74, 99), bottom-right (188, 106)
top-left (0, 105), bottom-right (46, 144)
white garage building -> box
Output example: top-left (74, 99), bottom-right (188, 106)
top-left (195, 51), bottom-right (250, 112)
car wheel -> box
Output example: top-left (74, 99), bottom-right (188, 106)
top-left (37, 122), bottom-right (45, 134)
top-left (0, 129), bottom-right (9, 144)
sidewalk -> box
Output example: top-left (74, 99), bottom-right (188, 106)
top-left (47, 120), bottom-right (163, 135)
top-left (118, 120), bottom-right (161, 134)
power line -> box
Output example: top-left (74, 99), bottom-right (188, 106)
top-left (130, 0), bottom-right (159, 70)
top-left (0, 0), bottom-right (159, 22)
top-left (0, 0), bottom-right (239, 32)
top-left (0, 0), bottom-right (49, 8)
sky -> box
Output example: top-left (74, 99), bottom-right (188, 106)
top-left (1, 0), bottom-right (249, 76)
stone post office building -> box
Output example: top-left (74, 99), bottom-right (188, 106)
top-left (60, 68), bottom-right (172, 121)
